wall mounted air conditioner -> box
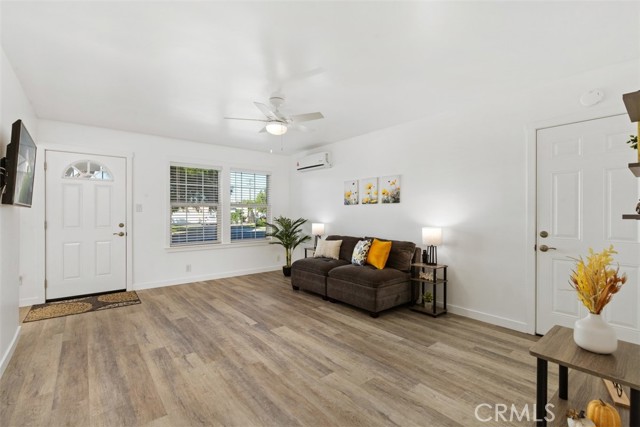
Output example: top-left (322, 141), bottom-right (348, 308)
top-left (296, 152), bottom-right (331, 172)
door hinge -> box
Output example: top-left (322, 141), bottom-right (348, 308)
top-left (44, 162), bottom-right (47, 171)
top-left (44, 221), bottom-right (47, 230)
top-left (534, 244), bottom-right (537, 251)
top-left (44, 279), bottom-right (48, 289)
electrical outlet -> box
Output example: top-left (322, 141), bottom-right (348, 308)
top-left (186, 264), bottom-right (191, 272)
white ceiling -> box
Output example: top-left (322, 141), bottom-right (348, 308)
top-left (2, 1), bottom-right (639, 154)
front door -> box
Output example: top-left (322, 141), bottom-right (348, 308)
top-left (536, 114), bottom-right (640, 344)
top-left (45, 151), bottom-right (127, 299)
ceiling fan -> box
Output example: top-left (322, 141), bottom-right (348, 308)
top-left (224, 94), bottom-right (324, 136)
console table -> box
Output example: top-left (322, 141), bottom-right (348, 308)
top-left (529, 325), bottom-right (639, 427)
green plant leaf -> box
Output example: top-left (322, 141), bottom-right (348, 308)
top-left (265, 216), bottom-right (310, 267)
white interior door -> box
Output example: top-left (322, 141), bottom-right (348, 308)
top-left (45, 151), bottom-right (127, 299)
top-left (536, 114), bottom-right (640, 344)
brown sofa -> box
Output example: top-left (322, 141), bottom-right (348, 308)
top-left (291, 235), bottom-right (419, 317)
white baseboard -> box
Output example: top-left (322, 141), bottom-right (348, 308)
top-left (447, 304), bottom-right (530, 334)
top-left (0, 326), bottom-right (21, 380)
top-left (19, 296), bottom-right (44, 308)
top-left (132, 265), bottom-right (281, 291)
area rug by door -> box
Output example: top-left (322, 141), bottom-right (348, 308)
top-left (23, 291), bottom-right (141, 323)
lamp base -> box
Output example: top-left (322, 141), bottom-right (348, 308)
top-left (423, 246), bottom-right (437, 265)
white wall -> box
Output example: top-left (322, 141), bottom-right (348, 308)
top-left (0, 47), bottom-right (38, 376)
top-left (290, 59), bottom-right (640, 333)
top-left (19, 120), bottom-right (291, 305)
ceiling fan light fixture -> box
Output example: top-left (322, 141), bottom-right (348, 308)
top-left (266, 121), bottom-right (288, 136)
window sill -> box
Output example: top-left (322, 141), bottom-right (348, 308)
top-left (165, 240), bottom-right (271, 252)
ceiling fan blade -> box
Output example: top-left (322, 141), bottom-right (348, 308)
top-left (224, 117), bottom-right (268, 122)
top-left (291, 112), bottom-right (324, 123)
top-left (254, 102), bottom-right (277, 119)
top-left (273, 110), bottom-right (288, 121)
top-left (259, 126), bottom-right (267, 133)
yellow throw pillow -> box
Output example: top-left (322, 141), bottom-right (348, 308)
top-left (366, 239), bottom-right (392, 269)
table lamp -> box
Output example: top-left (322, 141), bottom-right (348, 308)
top-left (422, 227), bottom-right (442, 265)
top-left (312, 223), bottom-right (325, 248)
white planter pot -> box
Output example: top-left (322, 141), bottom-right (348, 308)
top-left (573, 313), bottom-right (617, 354)
top-left (567, 417), bottom-right (595, 427)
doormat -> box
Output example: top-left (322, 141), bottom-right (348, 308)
top-left (23, 291), bottom-right (141, 323)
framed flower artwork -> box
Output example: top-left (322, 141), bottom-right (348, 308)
top-left (344, 180), bottom-right (358, 205)
top-left (380, 175), bottom-right (401, 203)
top-left (359, 177), bottom-right (378, 204)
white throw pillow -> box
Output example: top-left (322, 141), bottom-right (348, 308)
top-left (314, 239), bottom-right (342, 260)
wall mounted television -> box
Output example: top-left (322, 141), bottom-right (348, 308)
top-left (1, 120), bottom-right (37, 207)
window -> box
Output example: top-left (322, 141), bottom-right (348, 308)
top-left (230, 171), bottom-right (270, 241)
top-left (64, 160), bottom-right (112, 180)
top-left (170, 165), bottom-right (220, 246)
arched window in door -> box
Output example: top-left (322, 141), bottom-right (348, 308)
top-left (63, 160), bottom-right (113, 181)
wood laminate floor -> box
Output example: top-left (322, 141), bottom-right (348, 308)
top-left (1, 271), bottom-right (601, 427)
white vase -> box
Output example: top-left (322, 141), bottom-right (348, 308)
top-left (573, 313), bottom-right (617, 354)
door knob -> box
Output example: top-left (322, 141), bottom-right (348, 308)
top-left (539, 244), bottom-right (556, 252)
top-left (113, 232), bottom-right (125, 237)
top-left (119, 223), bottom-right (125, 228)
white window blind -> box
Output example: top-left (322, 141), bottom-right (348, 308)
top-left (230, 171), bottom-right (270, 241)
top-left (170, 165), bottom-right (220, 246)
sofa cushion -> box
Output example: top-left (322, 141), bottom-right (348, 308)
top-left (314, 239), bottom-right (342, 260)
top-left (366, 238), bottom-right (392, 269)
top-left (328, 264), bottom-right (410, 288)
top-left (365, 237), bottom-right (416, 272)
top-left (292, 257), bottom-right (349, 276)
top-left (326, 235), bottom-right (362, 262)
top-left (351, 239), bottom-right (372, 266)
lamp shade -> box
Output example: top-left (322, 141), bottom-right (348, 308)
top-left (266, 121), bottom-right (288, 136)
top-left (422, 227), bottom-right (442, 246)
top-left (312, 223), bottom-right (325, 236)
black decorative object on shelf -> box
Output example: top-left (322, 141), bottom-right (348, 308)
top-left (421, 227), bottom-right (442, 265)
top-left (423, 245), bottom-right (437, 265)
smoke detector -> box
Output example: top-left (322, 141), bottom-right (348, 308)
top-left (580, 89), bottom-right (604, 107)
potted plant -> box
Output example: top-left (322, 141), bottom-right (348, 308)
top-left (422, 291), bottom-right (433, 304)
top-left (569, 245), bottom-right (627, 354)
top-left (266, 216), bottom-right (310, 277)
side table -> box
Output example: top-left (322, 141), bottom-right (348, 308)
top-left (529, 325), bottom-right (639, 427)
top-left (409, 263), bottom-right (447, 317)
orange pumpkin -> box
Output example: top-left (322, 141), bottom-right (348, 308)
top-left (586, 399), bottom-right (621, 427)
